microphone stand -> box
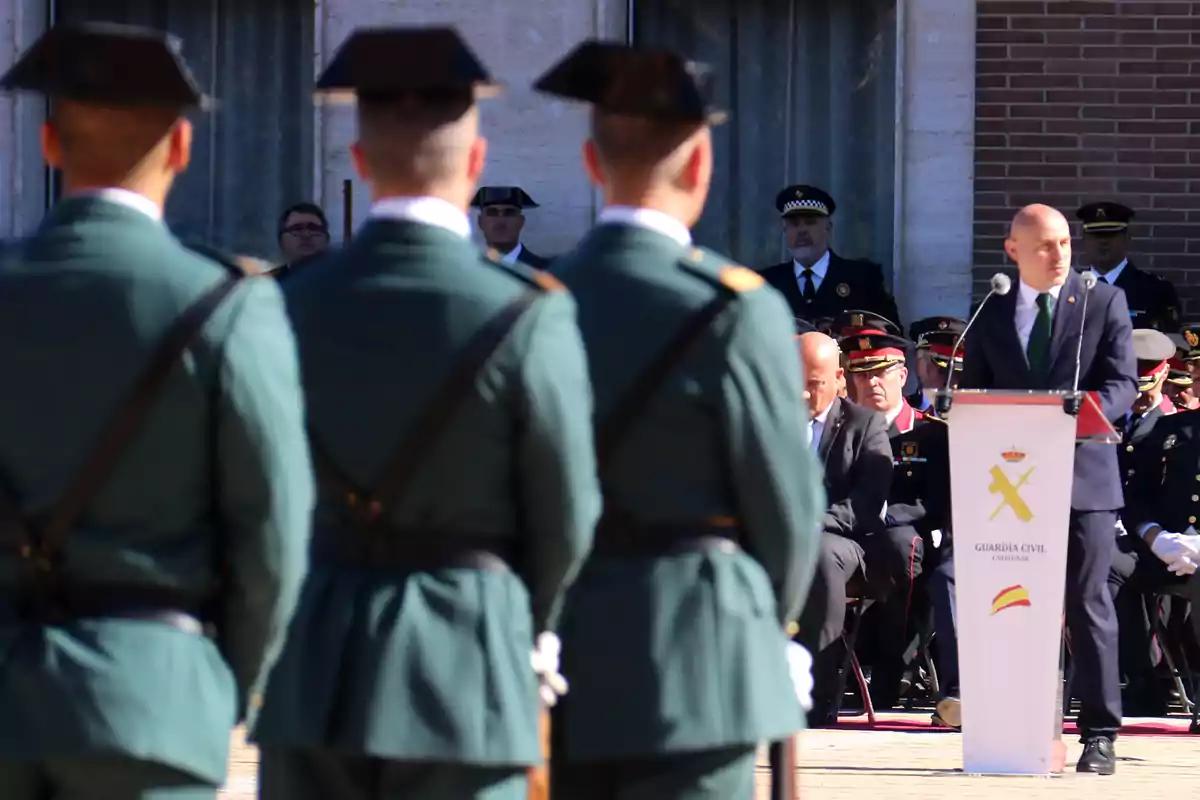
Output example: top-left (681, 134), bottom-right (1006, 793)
top-left (935, 282), bottom-right (1006, 416)
top-left (1063, 276), bottom-right (1096, 416)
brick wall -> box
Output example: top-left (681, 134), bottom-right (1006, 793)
top-left (975, 0), bottom-right (1200, 314)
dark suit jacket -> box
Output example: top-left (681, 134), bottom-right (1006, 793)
top-left (759, 251), bottom-right (901, 327)
top-left (1111, 260), bottom-right (1180, 331)
top-left (961, 269), bottom-right (1137, 511)
top-left (816, 396), bottom-right (894, 538)
top-left (516, 244), bottom-right (551, 269)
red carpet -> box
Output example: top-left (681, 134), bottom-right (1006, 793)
top-left (833, 711), bottom-right (1194, 736)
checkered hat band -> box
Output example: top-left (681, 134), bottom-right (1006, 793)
top-left (782, 199), bottom-right (829, 215)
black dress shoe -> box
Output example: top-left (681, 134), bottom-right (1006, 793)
top-left (1076, 738), bottom-right (1116, 775)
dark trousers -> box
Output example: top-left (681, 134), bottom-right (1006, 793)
top-left (929, 541), bottom-right (959, 698)
top-left (1108, 533), bottom-right (1189, 709)
top-left (258, 748), bottom-right (527, 800)
top-left (0, 757), bottom-right (215, 800)
top-left (797, 524), bottom-right (925, 714)
top-left (931, 511), bottom-right (1123, 739)
top-left (550, 746), bottom-right (757, 800)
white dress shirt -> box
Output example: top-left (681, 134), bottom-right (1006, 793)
top-left (1015, 279), bottom-right (1063, 351)
top-left (72, 188), bottom-right (163, 222)
top-left (793, 250), bottom-right (831, 294)
top-left (368, 195), bottom-right (470, 239)
top-left (597, 205), bottom-right (692, 246)
top-left (1087, 258), bottom-right (1127, 286)
top-left (883, 403), bottom-right (903, 428)
top-left (499, 242), bottom-right (524, 264)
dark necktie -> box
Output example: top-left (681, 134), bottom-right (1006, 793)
top-left (1096, 274), bottom-right (1108, 284)
top-left (800, 268), bottom-right (816, 300)
top-left (1026, 292), bottom-right (1054, 379)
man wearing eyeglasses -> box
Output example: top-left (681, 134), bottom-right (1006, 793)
top-left (839, 330), bottom-right (949, 713)
top-left (471, 185), bottom-right (551, 267)
top-left (275, 201), bottom-right (331, 278)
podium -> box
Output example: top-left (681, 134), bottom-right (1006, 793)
top-left (940, 389), bottom-right (1118, 775)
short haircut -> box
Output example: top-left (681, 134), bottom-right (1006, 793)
top-left (589, 108), bottom-right (703, 173)
top-left (355, 91), bottom-right (476, 185)
top-left (50, 100), bottom-right (182, 184)
top-left (277, 202), bottom-right (329, 235)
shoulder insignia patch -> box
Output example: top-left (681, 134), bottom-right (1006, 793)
top-left (530, 269), bottom-right (565, 293)
top-left (719, 265), bottom-right (764, 292)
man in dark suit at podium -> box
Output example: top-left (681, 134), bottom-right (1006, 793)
top-left (958, 204), bottom-right (1136, 775)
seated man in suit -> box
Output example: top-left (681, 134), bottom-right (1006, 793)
top-left (471, 185), bottom-right (551, 267)
top-left (839, 330), bottom-right (951, 710)
top-left (760, 185), bottom-right (899, 327)
top-left (1109, 329), bottom-right (1193, 715)
top-left (794, 331), bottom-right (894, 726)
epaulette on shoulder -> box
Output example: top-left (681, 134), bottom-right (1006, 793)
top-left (678, 246), bottom-right (763, 294)
top-left (482, 247), bottom-right (565, 293)
top-left (181, 239), bottom-right (272, 277)
top-left (923, 411), bottom-right (947, 424)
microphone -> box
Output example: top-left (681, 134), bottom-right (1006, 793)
top-left (934, 272), bottom-right (1012, 417)
top-left (1063, 271), bottom-right (1098, 416)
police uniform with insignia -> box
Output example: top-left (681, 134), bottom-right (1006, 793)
top-left (831, 310), bottom-right (923, 408)
top-left (1078, 202), bottom-right (1181, 331)
top-left (909, 316), bottom-right (967, 414)
top-left (250, 28), bottom-right (602, 800)
top-left (835, 332), bottom-right (949, 709)
top-left (1111, 330), bottom-right (1200, 714)
top-left (1165, 355), bottom-right (1198, 411)
top-left (533, 41), bottom-right (824, 799)
top-left (0, 23), bottom-right (312, 798)
top-left (1118, 330), bottom-right (1179, 494)
top-left (471, 186), bottom-right (552, 268)
top-left (759, 185), bottom-right (900, 328)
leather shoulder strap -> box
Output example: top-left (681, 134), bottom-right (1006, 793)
top-left (28, 272), bottom-right (249, 554)
top-left (596, 255), bottom-right (753, 474)
top-left (311, 280), bottom-right (554, 520)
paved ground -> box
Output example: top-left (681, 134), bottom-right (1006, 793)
top-left (222, 713), bottom-right (1199, 799)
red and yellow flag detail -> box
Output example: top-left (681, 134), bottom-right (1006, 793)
top-left (989, 584), bottom-right (1031, 616)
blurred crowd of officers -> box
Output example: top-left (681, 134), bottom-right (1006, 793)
top-left (0, 16), bottom-right (1198, 800)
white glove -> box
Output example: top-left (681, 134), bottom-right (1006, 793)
top-left (530, 632), bottom-right (568, 707)
top-left (786, 641), bottom-right (814, 712)
top-left (1115, 518), bottom-right (1127, 537)
top-left (1169, 554), bottom-right (1199, 576)
top-left (1151, 532), bottom-right (1200, 565)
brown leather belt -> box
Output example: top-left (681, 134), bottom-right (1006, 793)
top-left (310, 525), bottom-right (512, 573)
top-left (592, 515), bottom-right (742, 559)
top-left (3, 581), bottom-right (209, 635)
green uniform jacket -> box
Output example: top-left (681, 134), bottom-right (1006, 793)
top-left (0, 196), bottom-right (313, 784)
top-left (250, 217), bottom-right (601, 765)
top-left (552, 222), bottom-right (825, 761)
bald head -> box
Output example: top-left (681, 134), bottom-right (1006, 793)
top-left (1005, 203), bottom-right (1073, 291)
top-left (798, 331), bottom-right (843, 418)
top-left (44, 100), bottom-right (187, 187)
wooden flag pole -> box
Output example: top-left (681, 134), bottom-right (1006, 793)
top-left (342, 178), bottom-right (354, 243)
top-left (527, 706), bottom-right (551, 800)
top-left (768, 737), bottom-right (798, 799)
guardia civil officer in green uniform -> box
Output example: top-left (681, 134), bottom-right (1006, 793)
top-left (532, 41), bottom-right (825, 799)
top-left (251, 27), bottom-right (601, 800)
top-left (0, 22), bottom-right (313, 800)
